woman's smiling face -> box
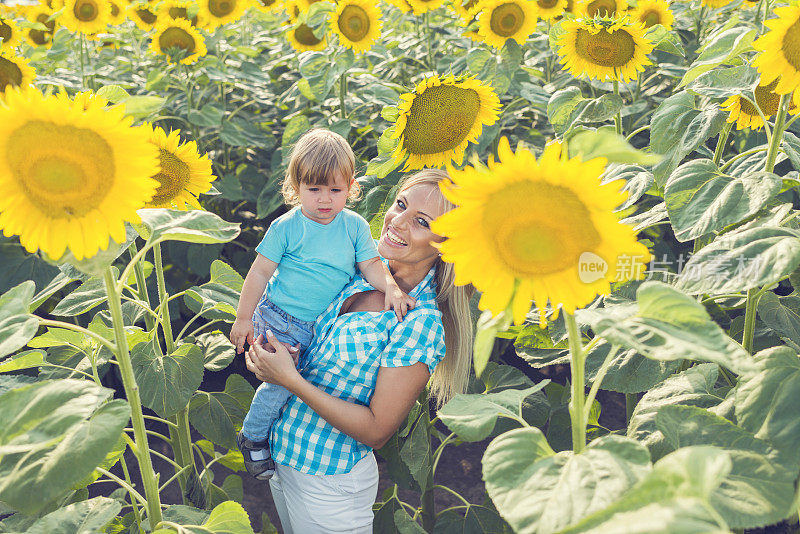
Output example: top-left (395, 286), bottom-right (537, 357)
top-left (378, 183), bottom-right (447, 268)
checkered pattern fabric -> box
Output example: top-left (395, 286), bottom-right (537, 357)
top-left (270, 263), bottom-right (445, 475)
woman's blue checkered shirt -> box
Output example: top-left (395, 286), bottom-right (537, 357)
top-left (270, 263), bottom-right (446, 475)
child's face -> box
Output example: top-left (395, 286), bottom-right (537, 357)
top-left (296, 173), bottom-right (350, 224)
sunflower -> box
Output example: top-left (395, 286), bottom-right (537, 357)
top-left (431, 138), bottom-right (651, 326)
top-left (0, 88), bottom-right (159, 261)
top-left (106, 0), bottom-right (127, 25)
top-left (149, 18), bottom-right (207, 63)
top-left (61, 0), bottom-right (112, 34)
top-left (629, 0), bottom-right (672, 29)
top-left (128, 1), bottom-right (159, 29)
top-left (284, 0), bottom-right (301, 19)
top-left (254, 0), bottom-right (283, 12)
top-left (286, 21), bottom-right (326, 50)
top-left (574, 0), bottom-right (624, 17)
top-left (535, 0), bottom-right (566, 20)
top-left (0, 53), bottom-right (36, 92)
top-left (157, 0), bottom-right (206, 27)
top-left (143, 125), bottom-right (215, 209)
top-left (721, 79), bottom-right (799, 130)
top-left (391, 74), bottom-right (500, 170)
top-left (24, 6), bottom-right (58, 47)
top-left (753, 5), bottom-right (800, 98)
top-left (557, 17), bottom-right (653, 83)
top-left (452, 0), bottom-right (480, 20)
top-left (0, 18), bottom-right (22, 50)
top-left (475, 0), bottom-right (537, 48)
top-left (700, 0), bottom-right (732, 8)
top-left (383, 0), bottom-right (413, 13)
top-left (197, 0), bottom-right (248, 28)
top-left (330, 0), bottom-right (381, 53)
top-left (405, 0), bottom-right (447, 15)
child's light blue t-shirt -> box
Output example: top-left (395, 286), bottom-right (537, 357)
top-left (255, 206), bottom-right (379, 322)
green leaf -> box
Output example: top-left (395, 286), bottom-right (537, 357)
top-left (439, 384), bottom-right (548, 442)
top-left (568, 128), bottom-right (661, 165)
top-left (196, 440), bottom-right (245, 472)
top-left (132, 341), bottom-right (204, 418)
top-left (210, 260), bottom-right (244, 292)
top-left (0, 238), bottom-right (60, 297)
top-left (483, 430), bottom-right (651, 534)
top-left (188, 390), bottom-right (247, 450)
top-left (757, 292), bottom-right (800, 347)
top-left (650, 91), bottom-right (727, 187)
top-left (282, 114), bottom-right (311, 147)
top-left (656, 405), bottom-right (794, 528)
top-left (196, 332), bottom-right (236, 371)
top-left (735, 346), bottom-right (800, 469)
top-left (628, 364), bottom-right (724, 461)
top-left (433, 505), bottom-right (512, 534)
top-left (591, 282), bottom-right (752, 373)
top-left (474, 310), bottom-right (512, 377)
top-left (0, 349), bottom-right (45, 373)
top-left (399, 411), bottom-right (432, 494)
top-left (687, 65), bottom-right (759, 99)
top-left (0, 380), bottom-right (130, 515)
top-left (547, 88), bottom-right (624, 136)
top-left (51, 272), bottom-right (112, 317)
top-left (201, 501), bottom-right (254, 534)
top-left (646, 24), bottom-right (685, 56)
top-left (584, 340), bottom-right (682, 394)
top-left (95, 84), bottom-right (130, 102)
top-left (120, 95), bottom-right (166, 120)
top-left (675, 226), bottom-right (800, 294)
top-left (188, 104), bottom-right (224, 127)
top-left (136, 209), bottom-right (240, 246)
top-left (679, 26), bottom-right (756, 87)
top-left (22, 497), bottom-right (121, 534)
top-left (664, 159), bottom-right (781, 242)
top-left (559, 447), bottom-right (731, 534)
top-left (0, 281), bottom-right (39, 358)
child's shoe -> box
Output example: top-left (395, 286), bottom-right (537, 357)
top-left (237, 431), bottom-right (275, 480)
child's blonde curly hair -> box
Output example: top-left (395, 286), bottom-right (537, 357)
top-left (281, 128), bottom-right (361, 206)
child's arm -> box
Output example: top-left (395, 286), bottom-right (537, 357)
top-left (357, 257), bottom-right (416, 321)
top-left (231, 254), bottom-right (278, 354)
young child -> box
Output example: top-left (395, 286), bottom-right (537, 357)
top-left (230, 128), bottom-right (414, 480)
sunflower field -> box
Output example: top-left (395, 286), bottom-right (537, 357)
top-left (1, 0), bottom-right (800, 530)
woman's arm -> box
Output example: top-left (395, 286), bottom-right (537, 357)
top-left (245, 331), bottom-right (429, 449)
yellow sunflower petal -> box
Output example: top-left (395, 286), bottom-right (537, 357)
top-left (753, 5), bottom-right (800, 96)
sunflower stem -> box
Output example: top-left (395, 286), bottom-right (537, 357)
top-left (338, 72), bottom-right (347, 119)
top-left (565, 312), bottom-right (586, 454)
top-left (713, 122), bottom-right (732, 166)
top-left (742, 286), bottom-right (765, 354)
top-left (119, 454), bottom-right (144, 533)
top-left (765, 93), bottom-right (792, 173)
top-left (613, 79), bottom-right (622, 136)
top-left (103, 268), bottom-right (163, 526)
top-left (128, 242), bottom-right (156, 336)
top-left (424, 11), bottom-right (433, 71)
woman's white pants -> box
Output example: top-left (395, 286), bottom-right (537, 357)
top-left (269, 452), bottom-right (379, 533)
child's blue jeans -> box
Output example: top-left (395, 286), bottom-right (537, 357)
top-left (241, 295), bottom-right (315, 442)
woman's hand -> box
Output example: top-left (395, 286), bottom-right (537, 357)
top-left (245, 331), bottom-right (301, 389)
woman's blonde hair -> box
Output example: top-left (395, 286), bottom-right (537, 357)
top-left (281, 128), bottom-right (361, 206)
top-left (397, 169), bottom-right (474, 407)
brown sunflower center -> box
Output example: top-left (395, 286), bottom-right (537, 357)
top-left (294, 23), bottom-right (322, 45)
top-left (575, 27), bottom-right (635, 67)
top-left (782, 17), bottom-right (800, 70)
top-left (537, 0), bottom-right (559, 9)
top-left (136, 7), bottom-right (158, 23)
top-left (752, 79), bottom-right (782, 116)
top-left (150, 150), bottom-right (191, 205)
top-left (402, 84), bottom-right (480, 155)
top-left (259, 0), bottom-right (276, 6)
top-left (483, 181), bottom-right (602, 276)
top-left (490, 3), bottom-right (524, 37)
top-left (338, 5), bottom-right (370, 41)
top-left (74, 0), bottom-right (99, 22)
top-left (641, 9), bottom-right (660, 27)
top-left (0, 21), bottom-right (12, 42)
top-left (0, 57), bottom-right (22, 91)
top-left (159, 26), bottom-right (196, 53)
top-left (208, 0), bottom-right (235, 18)
top-left (110, 2), bottom-right (119, 16)
top-left (8, 122), bottom-right (115, 217)
top-left (585, 0), bottom-right (616, 16)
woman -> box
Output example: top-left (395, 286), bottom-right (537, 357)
top-left (244, 169), bottom-right (474, 533)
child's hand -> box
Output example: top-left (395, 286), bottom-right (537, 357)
top-left (384, 285), bottom-right (416, 322)
top-left (230, 317), bottom-right (254, 354)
